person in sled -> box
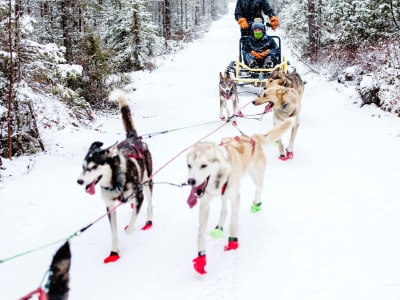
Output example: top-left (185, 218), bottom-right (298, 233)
top-left (235, 0), bottom-right (279, 37)
top-left (242, 20), bottom-right (279, 69)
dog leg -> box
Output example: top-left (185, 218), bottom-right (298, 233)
top-left (104, 206), bottom-right (120, 263)
top-left (141, 182), bottom-right (153, 230)
top-left (224, 194), bottom-right (240, 251)
top-left (220, 99), bottom-right (226, 120)
top-left (193, 195), bottom-right (212, 274)
top-left (286, 122), bottom-right (300, 154)
top-left (249, 164), bottom-right (265, 212)
top-left (125, 204), bottom-right (139, 235)
top-left (210, 196), bottom-right (228, 238)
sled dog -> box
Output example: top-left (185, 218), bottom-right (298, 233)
top-left (77, 89), bottom-right (153, 263)
top-left (186, 118), bottom-right (293, 274)
top-left (21, 241), bottom-right (71, 300)
top-left (254, 68), bottom-right (304, 160)
top-left (266, 67), bottom-right (305, 98)
top-left (219, 72), bottom-right (241, 123)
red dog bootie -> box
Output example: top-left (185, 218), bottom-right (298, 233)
top-left (141, 220), bottom-right (152, 230)
top-left (104, 251), bottom-right (120, 263)
top-left (224, 237), bottom-right (239, 251)
top-left (286, 150), bottom-right (294, 159)
top-left (193, 252), bottom-right (207, 274)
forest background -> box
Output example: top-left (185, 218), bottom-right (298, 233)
top-left (0, 0), bottom-right (399, 162)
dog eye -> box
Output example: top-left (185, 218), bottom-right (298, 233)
top-left (187, 164), bottom-right (191, 169)
top-left (200, 164), bottom-right (207, 169)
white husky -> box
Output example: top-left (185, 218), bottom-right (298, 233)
top-left (186, 118), bottom-right (293, 274)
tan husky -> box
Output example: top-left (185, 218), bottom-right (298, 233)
top-left (266, 67), bottom-right (305, 98)
top-left (254, 68), bottom-right (304, 160)
top-left (186, 118), bottom-right (293, 274)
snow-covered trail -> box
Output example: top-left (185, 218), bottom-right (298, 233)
top-left (1, 2), bottom-right (400, 300)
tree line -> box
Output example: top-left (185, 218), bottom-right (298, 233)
top-left (0, 0), bottom-right (229, 160)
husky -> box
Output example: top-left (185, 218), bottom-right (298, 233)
top-left (77, 89), bottom-right (153, 263)
top-left (266, 67), bottom-right (305, 98)
top-left (254, 67), bottom-right (304, 160)
top-left (186, 118), bottom-right (293, 274)
top-left (20, 241), bottom-right (71, 300)
top-left (219, 72), bottom-right (241, 124)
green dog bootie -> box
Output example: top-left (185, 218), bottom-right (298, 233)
top-left (251, 202), bottom-right (262, 213)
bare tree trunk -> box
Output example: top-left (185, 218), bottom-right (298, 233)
top-left (28, 103), bottom-right (45, 151)
top-left (163, 0), bottom-right (171, 41)
top-left (307, 0), bottom-right (320, 62)
top-left (61, 0), bottom-right (73, 62)
top-left (7, 0), bottom-right (13, 159)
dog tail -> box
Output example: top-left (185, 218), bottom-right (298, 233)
top-left (47, 241), bottom-right (71, 300)
top-left (109, 89), bottom-right (137, 138)
top-left (253, 117), bottom-right (294, 146)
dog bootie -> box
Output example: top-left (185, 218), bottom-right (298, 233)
top-left (224, 237), bottom-right (239, 251)
top-left (104, 251), bottom-right (120, 263)
top-left (251, 202), bottom-right (262, 213)
top-left (279, 150), bottom-right (294, 161)
top-left (141, 220), bottom-right (152, 230)
top-left (193, 254), bottom-right (207, 274)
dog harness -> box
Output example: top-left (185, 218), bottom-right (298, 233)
top-left (101, 138), bottom-right (148, 202)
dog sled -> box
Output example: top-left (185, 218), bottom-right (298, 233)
top-left (225, 26), bottom-right (288, 87)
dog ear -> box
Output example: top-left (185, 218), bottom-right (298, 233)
top-left (89, 141), bottom-right (103, 151)
top-left (106, 141), bottom-right (119, 156)
top-left (219, 72), bottom-right (223, 79)
top-left (272, 65), bottom-right (281, 72)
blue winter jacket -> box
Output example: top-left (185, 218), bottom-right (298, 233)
top-left (235, 0), bottom-right (276, 36)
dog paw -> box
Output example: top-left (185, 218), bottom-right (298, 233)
top-left (224, 237), bottom-right (239, 251)
top-left (124, 225), bottom-right (135, 235)
top-left (279, 151), bottom-right (294, 161)
top-left (251, 202), bottom-right (262, 213)
top-left (210, 227), bottom-right (224, 238)
top-left (193, 255), bottom-right (207, 275)
top-left (104, 251), bottom-right (120, 263)
top-left (141, 221), bottom-right (152, 230)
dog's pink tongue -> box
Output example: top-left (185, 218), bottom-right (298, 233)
top-left (187, 187), bottom-right (198, 208)
top-left (87, 182), bottom-right (96, 195)
top-left (264, 103), bottom-right (273, 113)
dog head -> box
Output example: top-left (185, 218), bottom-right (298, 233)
top-left (252, 86), bottom-right (289, 112)
top-left (186, 142), bottom-right (230, 208)
top-left (219, 71), bottom-right (236, 99)
top-left (265, 66), bottom-right (291, 89)
top-left (76, 141), bottom-right (118, 195)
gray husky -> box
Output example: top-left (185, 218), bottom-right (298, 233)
top-left (219, 72), bottom-right (241, 124)
top-left (77, 89), bottom-right (153, 263)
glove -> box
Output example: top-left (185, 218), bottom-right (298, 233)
top-left (259, 49), bottom-right (270, 57)
top-left (237, 17), bottom-right (249, 29)
top-left (270, 16), bottom-right (279, 30)
top-left (250, 50), bottom-right (262, 60)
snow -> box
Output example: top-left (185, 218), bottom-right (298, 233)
top-left (1, 3), bottom-right (400, 300)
